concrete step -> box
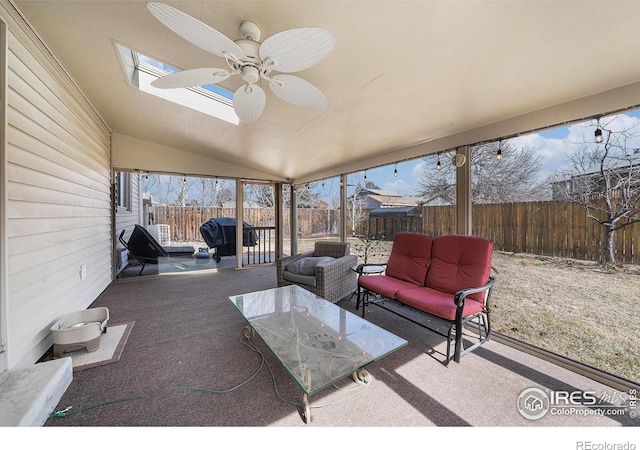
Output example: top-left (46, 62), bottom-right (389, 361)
top-left (0, 358), bottom-right (72, 426)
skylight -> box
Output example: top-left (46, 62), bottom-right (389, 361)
top-left (116, 43), bottom-right (239, 125)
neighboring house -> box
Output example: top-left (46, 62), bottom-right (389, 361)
top-left (356, 188), bottom-right (419, 210)
top-left (551, 151), bottom-right (640, 201)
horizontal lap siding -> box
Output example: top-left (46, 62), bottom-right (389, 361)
top-left (115, 172), bottom-right (140, 249)
top-left (6, 26), bottom-right (112, 368)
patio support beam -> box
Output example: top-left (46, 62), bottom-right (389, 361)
top-left (340, 174), bottom-right (347, 242)
top-left (290, 184), bottom-right (297, 256)
top-left (0, 19), bottom-right (7, 369)
top-left (275, 182), bottom-right (283, 259)
top-left (235, 179), bottom-right (244, 268)
top-left (456, 145), bottom-right (472, 235)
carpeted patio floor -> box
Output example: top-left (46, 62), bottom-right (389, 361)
top-left (40, 265), bottom-right (638, 442)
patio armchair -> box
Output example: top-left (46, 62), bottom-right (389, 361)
top-left (277, 241), bottom-right (357, 303)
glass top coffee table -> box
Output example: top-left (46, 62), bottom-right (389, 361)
top-left (228, 284), bottom-right (407, 423)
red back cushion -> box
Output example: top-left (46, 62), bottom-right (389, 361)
top-left (426, 235), bottom-right (494, 302)
top-left (385, 233), bottom-right (433, 286)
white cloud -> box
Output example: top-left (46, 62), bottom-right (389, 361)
top-left (411, 160), bottom-right (428, 179)
top-left (382, 179), bottom-right (413, 195)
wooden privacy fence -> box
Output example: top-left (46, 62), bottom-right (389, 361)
top-left (358, 201), bottom-right (639, 265)
top-left (153, 206), bottom-right (339, 241)
top-left (155, 201), bottom-right (639, 264)
top-left (355, 214), bottom-right (426, 240)
top-left (471, 201), bottom-right (639, 265)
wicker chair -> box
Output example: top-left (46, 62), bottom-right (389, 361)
top-left (276, 241), bottom-right (357, 303)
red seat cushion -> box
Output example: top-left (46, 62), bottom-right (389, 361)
top-left (385, 233), bottom-right (433, 286)
top-left (396, 287), bottom-right (484, 321)
top-left (359, 275), bottom-right (420, 300)
top-left (426, 235), bottom-right (493, 303)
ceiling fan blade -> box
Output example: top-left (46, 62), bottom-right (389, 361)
top-left (151, 68), bottom-right (231, 89)
top-left (269, 75), bottom-right (330, 110)
top-left (233, 84), bottom-right (266, 123)
top-left (259, 27), bottom-right (335, 73)
top-left (147, 2), bottom-right (244, 60)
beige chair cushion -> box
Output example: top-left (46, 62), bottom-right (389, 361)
top-left (285, 256), bottom-right (334, 275)
top-left (283, 271), bottom-right (317, 287)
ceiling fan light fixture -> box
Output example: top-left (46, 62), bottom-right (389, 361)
top-left (241, 66), bottom-right (260, 84)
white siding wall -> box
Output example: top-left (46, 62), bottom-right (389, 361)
top-left (2, 4), bottom-right (112, 369)
top-left (115, 171), bottom-right (141, 273)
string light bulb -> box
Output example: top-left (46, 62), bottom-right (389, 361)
top-left (394, 162), bottom-right (398, 177)
top-left (364, 170), bottom-right (367, 182)
top-left (436, 154), bottom-right (441, 170)
top-left (595, 117), bottom-right (603, 143)
top-left (496, 141), bottom-right (503, 160)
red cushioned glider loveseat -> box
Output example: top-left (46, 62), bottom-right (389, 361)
top-left (357, 232), bottom-right (495, 363)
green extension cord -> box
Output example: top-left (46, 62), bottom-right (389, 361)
top-left (50, 335), bottom-right (370, 419)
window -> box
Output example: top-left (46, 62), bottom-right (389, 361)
top-left (115, 171), bottom-right (131, 211)
top-left (115, 43), bottom-right (239, 125)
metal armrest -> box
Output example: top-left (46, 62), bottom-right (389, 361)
top-left (454, 276), bottom-right (495, 308)
top-left (354, 262), bottom-right (387, 274)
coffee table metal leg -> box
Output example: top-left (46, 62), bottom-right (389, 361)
top-left (302, 393), bottom-right (311, 424)
top-left (300, 366), bottom-right (313, 424)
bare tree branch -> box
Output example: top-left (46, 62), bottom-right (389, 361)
top-left (416, 142), bottom-right (548, 204)
top-left (552, 118), bottom-right (640, 264)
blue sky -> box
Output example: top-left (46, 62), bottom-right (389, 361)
top-left (315, 108), bottom-right (640, 204)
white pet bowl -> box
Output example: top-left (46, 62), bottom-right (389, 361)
top-left (50, 307), bottom-right (109, 358)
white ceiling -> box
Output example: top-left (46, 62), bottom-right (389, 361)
top-left (12, 1), bottom-right (640, 183)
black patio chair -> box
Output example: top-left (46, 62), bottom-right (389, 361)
top-left (119, 225), bottom-right (188, 275)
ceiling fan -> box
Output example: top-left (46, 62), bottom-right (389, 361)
top-left (146, 2), bottom-right (336, 123)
